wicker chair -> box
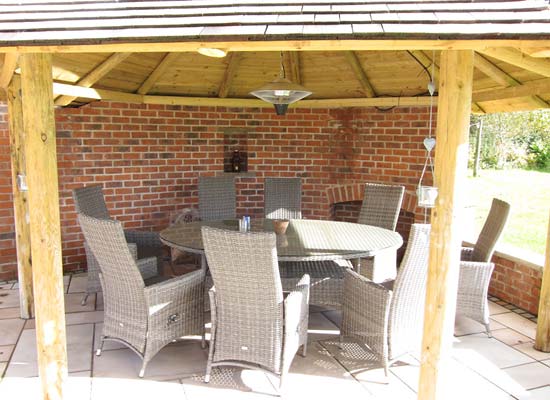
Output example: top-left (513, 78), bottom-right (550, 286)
top-left (73, 185), bottom-right (163, 305)
top-left (264, 177), bottom-right (302, 220)
top-left (340, 224), bottom-right (431, 375)
top-left (457, 198), bottom-right (510, 336)
top-left (356, 182), bottom-right (405, 282)
top-left (201, 226), bottom-right (310, 391)
top-left (198, 176), bottom-right (236, 221)
top-left (78, 213), bottom-right (205, 378)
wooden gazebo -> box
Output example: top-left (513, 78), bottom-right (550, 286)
top-left (1, 1), bottom-right (550, 399)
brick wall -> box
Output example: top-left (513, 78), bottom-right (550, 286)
top-left (0, 102), bottom-right (434, 280)
top-left (489, 251), bottom-right (543, 315)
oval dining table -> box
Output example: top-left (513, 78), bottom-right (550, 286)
top-left (160, 218), bottom-right (403, 272)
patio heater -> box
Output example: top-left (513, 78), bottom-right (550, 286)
top-left (417, 58), bottom-right (438, 210)
top-left (250, 51), bottom-right (312, 115)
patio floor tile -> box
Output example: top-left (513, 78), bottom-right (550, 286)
top-left (307, 312), bottom-right (340, 342)
top-left (512, 342), bottom-right (550, 361)
top-left (454, 314), bottom-right (505, 336)
top-left (0, 345), bottom-right (14, 362)
top-left (92, 378), bottom-right (186, 400)
top-left (492, 328), bottom-right (534, 346)
top-left (67, 275), bottom-right (88, 294)
top-left (0, 307), bottom-right (20, 320)
top-left (93, 322), bottom-right (131, 352)
top-left (489, 302), bottom-right (512, 316)
top-left (182, 369), bottom-right (273, 400)
top-left (452, 333), bottom-right (534, 369)
top-left (65, 293), bottom-right (96, 313)
top-left (0, 290), bottom-right (19, 309)
top-left (92, 339), bottom-right (207, 380)
top-left (491, 312), bottom-right (537, 339)
top-left (5, 323), bottom-right (93, 377)
top-left (0, 319), bottom-right (24, 346)
top-left (516, 385), bottom-right (550, 400)
top-left (500, 362), bottom-right (550, 390)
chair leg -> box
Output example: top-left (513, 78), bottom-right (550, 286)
top-left (96, 336), bottom-right (105, 356)
top-left (484, 322), bottom-right (492, 338)
top-left (301, 341), bottom-right (307, 357)
top-left (204, 361), bottom-right (212, 383)
top-left (139, 361), bottom-right (148, 378)
top-left (81, 293), bottom-right (89, 306)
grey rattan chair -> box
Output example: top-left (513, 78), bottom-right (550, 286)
top-left (457, 198), bottom-right (510, 336)
top-left (78, 213), bottom-right (205, 378)
top-left (340, 224), bottom-right (431, 375)
top-left (73, 185), bottom-right (163, 305)
top-left (264, 177), bottom-right (302, 219)
top-left (357, 182), bottom-right (405, 282)
top-left (198, 176), bottom-right (236, 221)
top-left (201, 226), bottom-right (310, 391)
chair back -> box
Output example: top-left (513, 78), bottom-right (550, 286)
top-left (472, 198), bottom-right (510, 262)
top-left (77, 214), bottom-right (148, 348)
top-left (388, 224), bottom-right (431, 359)
top-left (198, 176), bottom-right (236, 221)
top-left (357, 183), bottom-right (404, 230)
top-left (201, 226), bottom-right (284, 371)
top-left (264, 177), bottom-right (302, 219)
top-left (73, 185), bottom-right (110, 219)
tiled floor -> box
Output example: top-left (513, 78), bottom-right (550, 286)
top-left (0, 274), bottom-right (549, 399)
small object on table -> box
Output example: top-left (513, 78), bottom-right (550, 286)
top-left (273, 219), bottom-right (289, 235)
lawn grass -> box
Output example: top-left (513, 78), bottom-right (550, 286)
top-left (465, 169), bottom-right (550, 255)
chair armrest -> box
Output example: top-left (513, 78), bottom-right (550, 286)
top-left (127, 242), bottom-right (138, 260)
top-left (458, 261), bottom-right (495, 297)
top-left (341, 269), bottom-right (392, 358)
top-left (461, 247), bottom-right (474, 261)
top-left (145, 269), bottom-right (205, 318)
top-left (136, 257), bottom-right (158, 280)
top-left (124, 230), bottom-right (162, 250)
top-left (284, 274), bottom-right (310, 337)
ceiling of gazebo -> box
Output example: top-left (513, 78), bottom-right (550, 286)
top-left (1, 0), bottom-right (550, 113)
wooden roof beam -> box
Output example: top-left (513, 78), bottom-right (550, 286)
top-left (474, 53), bottom-right (549, 108)
top-left (52, 82), bottom-right (434, 108)
top-left (282, 51), bottom-right (301, 85)
top-left (1, 39), bottom-right (549, 54)
top-left (54, 52), bottom-right (131, 106)
top-left (0, 52), bottom-right (18, 88)
top-left (473, 77), bottom-right (550, 103)
top-left (218, 52), bottom-right (241, 98)
top-left (344, 51), bottom-right (375, 98)
top-left (478, 48), bottom-right (550, 78)
top-left (137, 52), bottom-right (180, 95)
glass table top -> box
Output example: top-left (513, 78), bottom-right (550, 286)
top-left (160, 218), bottom-right (403, 262)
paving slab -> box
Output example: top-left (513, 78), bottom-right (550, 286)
top-left (0, 290), bottom-right (19, 309)
top-left (0, 345), bottom-right (14, 362)
top-left (6, 323), bottom-right (94, 377)
top-left (492, 328), bottom-right (533, 346)
top-left (0, 319), bottom-right (24, 346)
top-left (491, 312), bottom-right (537, 339)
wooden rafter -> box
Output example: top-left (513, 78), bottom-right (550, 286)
top-left (282, 51), bottom-right (301, 85)
top-left (218, 52), bottom-right (241, 98)
top-left (0, 52), bottom-right (18, 88)
top-left (473, 77), bottom-right (550, 103)
top-left (137, 52), bottom-right (180, 95)
top-left (344, 51), bottom-right (375, 98)
top-left (478, 48), bottom-right (550, 78)
top-left (54, 52), bottom-right (131, 106)
top-left (522, 47), bottom-right (550, 58)
top-left (408, 50), bottom-right (440, 85)
top-left (474, 53), bottom-right (549, 108)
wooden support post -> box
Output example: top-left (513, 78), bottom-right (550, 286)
top-left (535, 211), bottom-right (550, 352)
top-left (6, 75), bottom-right (33, 319)
top-left (418, 50), bottom-right (474, 400)
top-left (20, 53), bottom-right (67, 400)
